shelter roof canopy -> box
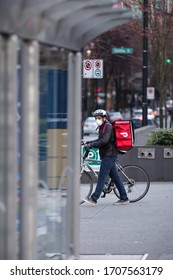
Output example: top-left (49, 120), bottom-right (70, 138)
top-left (0, 0), bottom-right (132, 50)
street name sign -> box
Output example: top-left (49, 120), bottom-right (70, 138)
top-left (112, 48), bottom-right (133, 54)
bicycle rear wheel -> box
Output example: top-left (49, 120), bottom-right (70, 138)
top-left (113, 165), bottom-right (150, 203)
top-left (80, 170), bottom-right (93, 204)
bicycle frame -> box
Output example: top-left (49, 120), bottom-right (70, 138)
top-left (81, 157), bottom-right (132, 186)
top-left (116, 163), bottom-right (134, 185)
top-left (81, 158), bottom-right (100, 180)
top-left (80, 148), bottom-right (150, 203)
top-left (81, 156), bottom-right (124, 198)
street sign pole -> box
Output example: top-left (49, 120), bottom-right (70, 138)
top-left (142, 0), bottom-right (148, 126)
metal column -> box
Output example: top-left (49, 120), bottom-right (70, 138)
top-left (142, 0), bottom-right (148, 126)
top-left (66, 52), bottom-right (82, 259)
top-left (0, 35), bottom-right (18, 259)
top-left (19, 40), bottom-right (39, 259)
top-left (0, 34), bottom-right (5, 259)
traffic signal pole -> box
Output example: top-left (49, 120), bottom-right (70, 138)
top-left (142, 0), bottom-right (148, 126)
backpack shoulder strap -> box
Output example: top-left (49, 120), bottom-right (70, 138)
top-left (102, 122), bottom-right (108, 134)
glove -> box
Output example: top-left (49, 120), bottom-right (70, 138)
top-left (81, 139), bottom-right (86, 145)
top-left (84, 143), bottom-right (92, 150)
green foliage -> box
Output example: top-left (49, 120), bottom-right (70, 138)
top-left (146, 129), bottom-right (173, 146)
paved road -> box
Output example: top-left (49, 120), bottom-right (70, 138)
top-left (80, 182), bottom-right (173, 260)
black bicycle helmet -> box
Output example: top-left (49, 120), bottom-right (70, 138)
top-left (93, 109), bottom-right (107, 117)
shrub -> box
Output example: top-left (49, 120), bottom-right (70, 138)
top-left (146, 129), bottom-right (173, 146)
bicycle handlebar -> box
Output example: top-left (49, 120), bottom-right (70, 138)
top-left (81, 142), bottom-right (127, 160)
top-left (83, 147), bottom-right (90, 159)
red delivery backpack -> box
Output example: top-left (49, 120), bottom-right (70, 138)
top-left (103, 120), bottom-right (135, 152)
top-left (112, 120), bottom-right (135, 151)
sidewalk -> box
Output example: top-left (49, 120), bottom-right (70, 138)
top-left (79, 182), bottom-right (173, 260)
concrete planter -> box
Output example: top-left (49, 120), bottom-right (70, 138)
top-left (118, 146), bottom-right (173, 181)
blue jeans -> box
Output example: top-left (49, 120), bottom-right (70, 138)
top-left (91, 156), bottom-right (128, 202)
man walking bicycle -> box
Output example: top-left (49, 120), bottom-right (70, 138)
top-left (83, 109), bottom-right (129, 205)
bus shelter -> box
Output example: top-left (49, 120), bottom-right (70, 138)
top-left (0, 0), bottom-right (132, 259)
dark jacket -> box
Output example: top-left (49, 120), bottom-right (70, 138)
top-left (87, 120), bottom-right (117, 159)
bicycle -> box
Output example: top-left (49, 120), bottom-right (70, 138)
top-left (80, 148), bottom-right (150, 204)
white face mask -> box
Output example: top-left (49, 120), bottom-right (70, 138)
top-left (96, 119), bottom-right (103, 127)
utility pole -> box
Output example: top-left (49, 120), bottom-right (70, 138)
top-left (142, 0), bottom-right (148, 126)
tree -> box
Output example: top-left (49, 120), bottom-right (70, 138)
top-left (123, 0), bottom-right (173, 128)
top-left (83, 25), bottom-right (142, 116)
top-left (149, 1), bottom-right (173, 127)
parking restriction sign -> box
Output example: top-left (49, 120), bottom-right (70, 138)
top-left (83, 59), bottom-right (103, 79)
top-left (93, 59), bottom-right (103, 78)
top-left (84, 60), bottom-right (92, 70)
top-left (147, 87), bottom-right (155, 100)
top-left (95, 60), bottom-right (101, 68)
top-left (83, 60), bottom-right (93, 78)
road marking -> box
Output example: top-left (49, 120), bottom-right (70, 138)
top-left (141, 253), bottom-right (149, 260)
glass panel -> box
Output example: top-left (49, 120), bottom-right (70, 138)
top-left (37, 46), bottom-right (68, 259)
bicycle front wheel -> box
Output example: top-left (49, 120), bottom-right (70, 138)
top-left (80, 170), bottom-right (93, 204)
top-left (113, 165), bottom-right (150, 203)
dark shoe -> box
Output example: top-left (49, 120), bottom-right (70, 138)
top-left (113, 199), bottom-right (130, 205)
top-left (83, 197), bottom-right (97, 205)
